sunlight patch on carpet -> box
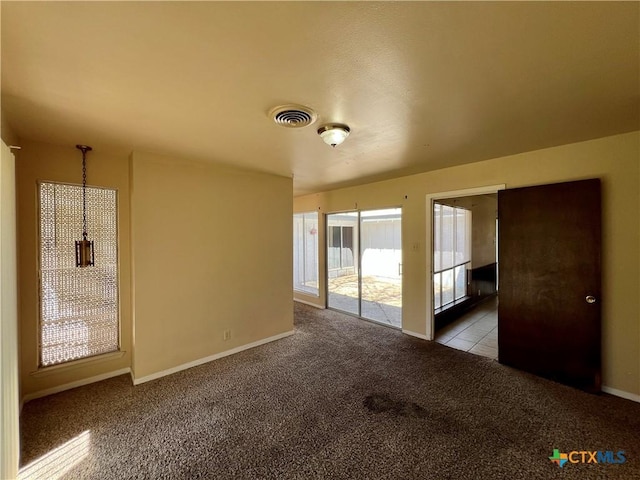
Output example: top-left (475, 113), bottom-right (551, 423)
top-left (18, 430), bottom-right (90, 480)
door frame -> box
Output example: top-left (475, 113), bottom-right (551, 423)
top-left (425, 184), bottom-right (505, 340)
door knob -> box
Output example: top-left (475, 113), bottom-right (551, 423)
top-left (586, 295), bottom-right (597, 304)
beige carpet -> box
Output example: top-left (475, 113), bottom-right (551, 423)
top-left (19, 303), bottom-right (640, 479)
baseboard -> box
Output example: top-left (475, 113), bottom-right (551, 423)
top-left (294, 298), bottom-right (324, 308)
top-left (602, 385), bottom-right (640, 403)
top-left (132, 330), bottom-right (295, 385)
top-left (21, 367), bottom-right (131, 405)
top-left (402, 329), bottom-right (431, 341)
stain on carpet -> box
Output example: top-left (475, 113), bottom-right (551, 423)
top-left (364, 393), bottom-right (428, 418)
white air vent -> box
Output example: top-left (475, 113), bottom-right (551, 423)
top-left (269, 104), bottom-right (317, 128)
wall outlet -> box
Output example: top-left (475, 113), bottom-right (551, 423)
top-left (223, 329), bottom-right (231, 341)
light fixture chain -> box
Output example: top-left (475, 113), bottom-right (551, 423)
top-left (82, 152), bottom-right (87, 239)
top-left (82, 150), bottom-right (87, 238)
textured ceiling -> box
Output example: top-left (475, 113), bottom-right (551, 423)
top-left (2, 2), bottom-right (638, 195)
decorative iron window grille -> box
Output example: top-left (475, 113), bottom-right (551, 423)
top-left (38, 182), bottom-right (119, 367)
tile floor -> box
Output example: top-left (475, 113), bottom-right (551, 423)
top-left (435, 297), bottom-right (498, 360)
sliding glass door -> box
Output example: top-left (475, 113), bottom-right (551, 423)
top-left (327, 212), bottom-right (359, 315)
top-left (360, 209), bottom-right (402, 326)
top-left (327, 209), bottom-right (402, 327)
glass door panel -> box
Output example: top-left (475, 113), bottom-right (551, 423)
top-left (360, 208), bottom-right (402, 327)
top-left (327, 212), bottom-right (359, 315)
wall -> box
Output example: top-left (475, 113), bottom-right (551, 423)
top-left (1, 140), bottom-right (19, 480)
top-left (294, 131), bottom-right (640, 397)
top-left (16, 141), bottom-right (293, 397)
top-left (16, 141), bottom-right (132, 398)
top-left (1, 111), bottom-right (19, 147)
top-left (130, 152), bottom-right (293, 381)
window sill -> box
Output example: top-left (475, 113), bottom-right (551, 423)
top-left (294, 289), bottom-right (320, 298)
top-left (31, 350), bottom-right (126, 377)
top-left (434, 296), bottom-right (471, 316)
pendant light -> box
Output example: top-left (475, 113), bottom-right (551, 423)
top-left (75, 145), bottom-right (95, 267)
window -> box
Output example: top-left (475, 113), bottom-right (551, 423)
top-left (328, 225), bottom-right (354, 269)
top-left (39, 182), bottom-right (119, 367)
top-left (293, 212), bottom-right (319, 295)
top-left (433, 203), bottom-right (471, 310)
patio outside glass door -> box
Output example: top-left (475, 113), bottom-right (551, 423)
top-left (327, 209), bottom-right (402, 328)
top-left (360, 208), bottom-right (402, 327)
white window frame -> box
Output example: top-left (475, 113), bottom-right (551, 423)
top-left (433, 204), bottom-right (472, 310)
top-left (293, 211), bottom-right (319, 296)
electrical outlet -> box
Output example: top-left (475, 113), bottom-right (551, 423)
top-left (223, 329), bottom-right (231, 341)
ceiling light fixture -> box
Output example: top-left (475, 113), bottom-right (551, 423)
top-left (75, 145), bottom-right (95, 268)
top-left (317, 124), bottom-right (350, 148)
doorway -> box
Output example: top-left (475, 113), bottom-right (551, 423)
top-left (432, 194), bottom-right (499, 359)
top-left (426, 185), bottom-right (504, 353)
top-left (327, 208), bottom-right (402, 327)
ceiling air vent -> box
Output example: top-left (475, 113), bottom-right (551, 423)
top-left (269, 104), bottom-right (317, 128)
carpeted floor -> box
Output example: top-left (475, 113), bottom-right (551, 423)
top-left (20, 303), bottom-right (640, 479)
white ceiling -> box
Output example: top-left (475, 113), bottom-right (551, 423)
top-left (2, 2), bottom-right (638, 195)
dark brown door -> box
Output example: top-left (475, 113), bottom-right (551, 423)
top-left (498, 179), bottom-right (601, 392)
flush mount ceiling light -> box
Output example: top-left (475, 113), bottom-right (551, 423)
top-left (317, 123), bottom-right (350, 147)
top-left (269, 104), bottom-right (317, 128)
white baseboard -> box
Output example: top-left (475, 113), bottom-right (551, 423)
top-left (602, 385), bottom-right (640, 403)
top-left (294, 298), bottom-right (324, 308)
top-left (402, 329), bottom-right (431, 341)
top-left (21, 367), bottom-right (131, 405)
top-left (132, 330), bottom-right (295, 385)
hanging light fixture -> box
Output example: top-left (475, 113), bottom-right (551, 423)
top-left (317, 123), bottom-right (350, 147)
top-left (75, 145), bottom-right (95, 268)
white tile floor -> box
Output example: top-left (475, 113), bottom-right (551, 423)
top-left (435, 297), bottom-right (498, 360)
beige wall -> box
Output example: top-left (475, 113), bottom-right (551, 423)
top-left (16, 142), bottom-right (293, 396)
top-left (1, 140), bottom-right (19, 479)
top-left (1, 111), bottom-right (19, 147)
top-left (294, 131), bottom-right (640, 396)
top-left (130, 152), bottom-right (293, 380)
top-left (16, 141), bottom-right (132, 397)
